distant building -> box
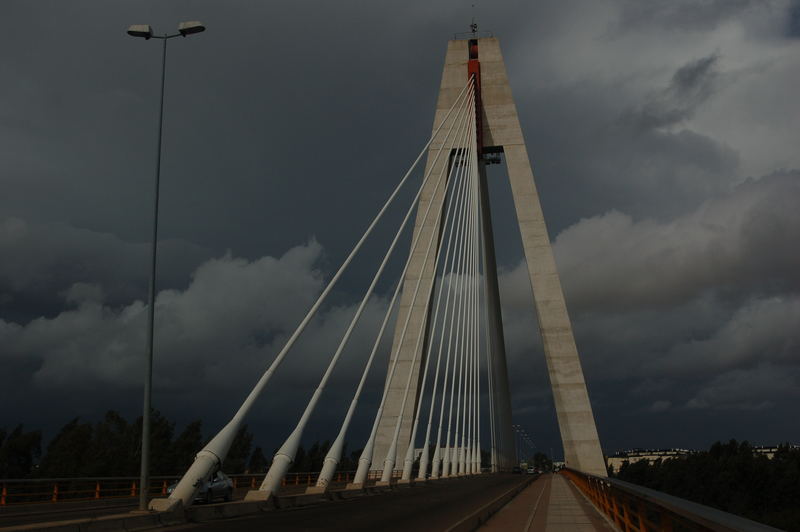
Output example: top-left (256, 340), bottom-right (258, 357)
top-left (751, 444), bottom-right (799, 459)
top-left (606, 448), bottom-right (694, 473)
top-left (607, 444), bottom-right (798, 473)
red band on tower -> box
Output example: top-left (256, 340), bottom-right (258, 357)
top-left (468, 40), bottom-right (483, 157)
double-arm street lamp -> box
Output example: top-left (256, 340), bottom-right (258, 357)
top-left (512, 424), bottom-right (538, 464)
top-left (127, 21), bottom-right (205, 512)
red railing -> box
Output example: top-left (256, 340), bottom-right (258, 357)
top-left (0, 476), bottom-right (179, 506)
top-left (561, 468), bottom-right (781, 532)
top-left (0, 470), bottom-right (401, 506)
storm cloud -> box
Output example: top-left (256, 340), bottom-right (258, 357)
top-left (1, 0), bottom-right (798, 457)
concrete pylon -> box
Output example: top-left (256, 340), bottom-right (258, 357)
top-left (373, 37), bottom-right (607, 477)
top-left (370, 93), bottom-right (454, 471)
top-left (476, 161), bottom-right (516, 471)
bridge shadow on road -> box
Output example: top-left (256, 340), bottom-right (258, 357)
top-left (174, 474), bottom-right (531, 532)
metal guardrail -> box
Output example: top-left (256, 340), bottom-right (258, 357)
top-left (0, 476), bottom-right (180, 506)
top-left (561, 468), bottom-right (783, 532)
top-left (0, 470), bottom-right (398, 506)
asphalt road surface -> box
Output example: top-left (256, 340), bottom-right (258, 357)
top-left (170, 475), bottom-right (531, 532)
top-left (0, 481), bottom-right (328, 528)
top-left (0, 498), bottom-right (140, 528)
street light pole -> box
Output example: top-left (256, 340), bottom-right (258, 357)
top-left (139, 33), bottom-right (166, 515)
top-left (127, 21), bottom-right (205, 512)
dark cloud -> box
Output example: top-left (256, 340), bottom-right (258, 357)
top-left (788, 0), bottom-right (800, 36)
top-left (627, 54), bottom-right (720, 130)
top-left (685, 363), bottom-right (799, 410)
top-left (551, 170), bottom-right (800, 311)
top-left (496, 168), bottom-right (800, 451)
top-left (1, 0), bottom-right (798, 459)
top-left (0, 240), bottom-right (394, 449)
top-left (0, 217), bottom-right (211, 322)
top-left (617, 0), bottom-right (764, 32)
top-left (521, 75), bottom-right (739, 229)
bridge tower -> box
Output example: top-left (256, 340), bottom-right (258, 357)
top-left (373, 36), bottom-right (607, 477)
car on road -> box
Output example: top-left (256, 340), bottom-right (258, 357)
top-left (512, 466), bottom-right (522, 474)
top-left (527, 467), bottom-right (536, 474)
top-left (167, 471), bottom-right (234, 504)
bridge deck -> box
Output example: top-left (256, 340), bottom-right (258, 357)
top-left (481, 474), bottom-right (614, 532)
top-left (176, 474), bottom-right (525, 531)
top-left (0, 474), bottom-right (615, 531)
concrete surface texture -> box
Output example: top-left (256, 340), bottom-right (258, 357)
top-left (476, 37), bottom-right (607, 477)
top-left (371, 134), bottom-right (451, 469)
top-left (178, 475), bottom-right (532, 531)
top-left (374, 37), bottom-right (607, 477)
top-left (373, 37), bottom-right (517, 472)
top-left (371, 38), bottom-right (485, 469)
top-left (481, 474), bottom-right (615, 531)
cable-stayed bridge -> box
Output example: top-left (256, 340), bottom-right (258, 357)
top-left (0, 35), bottom-right (783, 532)
top-left (142, 34), bottom-right (605, 515)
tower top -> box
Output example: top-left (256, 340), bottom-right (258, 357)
top-left (470, 3), bottom-right (478, 33)
top-left (454, 5), bottom-right (493, 40)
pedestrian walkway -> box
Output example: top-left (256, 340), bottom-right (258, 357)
top-left (480, 474), bottom-right (616, 532)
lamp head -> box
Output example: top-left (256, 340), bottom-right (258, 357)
top-left (178, 21), bottom-right (205, 36)
top-left (127, 24), bottom-right (153, 39)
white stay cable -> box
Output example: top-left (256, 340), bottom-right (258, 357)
top-left (442, 116), bottom-right (478, 477)
top-left (457, 128), bottom-right (480, 476)
top-left (482, 238), bottom-right (497, 473)
top-left (459, 217), bottom-right (475, 477)
top-left (399, 116), bottom-right (476, 481)
top-left (482, 211), bottom-right (498, 472)
top-left (475, 145), bottom-right (498, 473)
top-left (377, 90), bottom-right (476, 483)
top-left (464, 198), bottom-right (479, 476)
top-left (230, 76), bottom-right (472, 435)
top-left (258, 87), bottom-right (481, 497)
top-left (458, 154), bottom-right (479, 475)
top-left (416, 132), bottom-right (477, 481)
top-left (475, 146), bottom-right (485, 475)
top-left (323, 94), bottom-right (475, 489)
top-left (473, 320), bottom-right (480, 474)
top-left (438, 108), bottom-right (478, 478)
top-left (426, 123), bottom-right (478, 480)
top-left (471, 153), bottom-right (482, 474)
top-left (470, 183), bottom-right (482, 475)
top-left (352, 85), bottom-right (475, 485)
top-left (468, 142), bottom-right (481, 475)
top-left (473, 259), bottom-right (481, 474)
top-left (314, 154), bottom-right (466, 488)
top-left (412, 148), bottom-right (474, 480)
top-left (162, 79), bottom-right (474, 510)
top-left (486, 328), bottom-right (497, 472)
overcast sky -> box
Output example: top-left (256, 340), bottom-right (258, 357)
top-left (1, 0), bottom-right (799, 463)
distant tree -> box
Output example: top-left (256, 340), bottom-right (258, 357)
top-left (224, 425), bottom-right (253, 474)
top-left (121, 410), bottom-right (175, 476)
top-left (149, 411), bottom-right (176, 475)
top-left (339, 447), bottom-right (363, 471)
top-left (305, 441), bottom-right (321, 472)
top-left (0, 425), bottom-right (42, 478)
top-left (39, 410), bottom-right (179, 477)
top-left (614, 440), bottom-right (800, 531)
top-left (89, 411), bottom-right (136, 476)
top-left (248, 446), bottom-right (268, 474)
top-left (337, 442), bottom-right (349, 470)
top-left (290, 444), bottom-right (307, 472)
top-left (170, 420), bottom-right (203, 474)
top-left (309, 440), bottom-right (330, 472)
top-left (38, 418), bottom-right (93, 477)
top-left (532, 452), bottom-right (552, 471)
